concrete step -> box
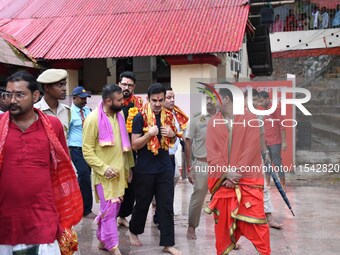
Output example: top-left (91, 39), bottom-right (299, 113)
top-left (305, 105), bottom-right (340, 114)
top-left (307, 97), bottom-right (339, 106)
top-left (296, 150), bottom-right (340, 164)
top-left (311, 122), bottom-right (340, 144)
top-left (311, 134), bottom-right (339, 151)
top-left (312, 113), bottom-right (340, 128)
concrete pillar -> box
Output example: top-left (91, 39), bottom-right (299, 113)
top-left (163, 54), bottom-right (221, 118)
top-left (164, 54), bottom-right (221, 95)
top-left (170, 64), bottom-right (218, 94)
top-left (133, 56), bottom-right (157, 93)
top-left (216, 53), bottom-right (227, 82)
top-left (66, 69), bottom-right (79, 95)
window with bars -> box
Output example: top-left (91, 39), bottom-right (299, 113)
top-left (229, 50), bottom-right (243, 74)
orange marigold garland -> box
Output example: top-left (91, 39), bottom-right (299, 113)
top-left (126, 107), bottom-right (139, 133)
top-left (141, 103), bottom-right (177, 155)
top-left (173, 105), bottom-right (189, 138)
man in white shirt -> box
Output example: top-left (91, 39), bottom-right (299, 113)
top-left (320, 7), bottom-right (329, 29)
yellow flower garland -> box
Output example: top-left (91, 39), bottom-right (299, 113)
top-left (126, 107), bottom-right (139, 133)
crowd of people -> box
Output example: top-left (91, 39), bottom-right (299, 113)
top-left (0, 69), bottom-right (289, 255)
top-left (270, 4), bottom-right (340, 33)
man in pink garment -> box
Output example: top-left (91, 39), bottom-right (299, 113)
top-left (83, 84), bottom-right (134, 255)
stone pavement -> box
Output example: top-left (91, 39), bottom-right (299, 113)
top-left (75, 172), bottom-right (340, 255)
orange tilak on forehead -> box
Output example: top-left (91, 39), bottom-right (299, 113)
top-left (157, 96), bottom-right (160, 100)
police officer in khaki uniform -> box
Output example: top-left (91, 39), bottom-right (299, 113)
top-left (185, 95), bottom-right (216, 240)
top-left (35, 69), bottom-right (70, 134)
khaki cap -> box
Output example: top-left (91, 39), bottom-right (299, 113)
top-left (37, 69), bottom-right (68, 84)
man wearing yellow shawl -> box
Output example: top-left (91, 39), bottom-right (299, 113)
top-left (82, 84), bottom-right (134, 255)
top-left (153, 86), bottom-right (188, 227)
top-left (129, 83), bottom-right (181, 255)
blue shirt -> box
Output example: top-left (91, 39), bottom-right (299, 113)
top-left (132, 112), bottom-right (172, 174)
top-left (68, 104), bottom-right (91, 147)
top-left (333, 10), bottom-right (340, 27)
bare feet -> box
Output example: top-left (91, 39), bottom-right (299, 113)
top-left (98, 241), bottom-right (106, 251)
top-left (117, 217), bottom-right (129, 228)
top-left (186, 226), bottom-right (196, 240)
top-left (129, 232), bottom-right (143, 246)
top-left (110, 246), bottom-right (122, 255)
top-left (268, 219), bottom-right (283, 229)
top-left (266, 213), bottom-right (283, 229)
top-left (99, 241), bottom-right (122, 254)
top-left (163, 246), bottom-right (182, 255)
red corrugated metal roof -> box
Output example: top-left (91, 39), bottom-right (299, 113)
top-left (309, 0), bottom-right (339, 9)
top-left (0, 0), bottom-right (250, 60)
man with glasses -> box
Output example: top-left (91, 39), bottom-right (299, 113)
top-left (0, 71), bottom-right (82, 255)
top-left (117, 71), bottom-right (143, 228)
top-left (35, 69), bottom-right (70, 134)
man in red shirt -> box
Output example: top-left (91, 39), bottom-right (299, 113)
top-left (258, 91), bottom-right (287, 190)
top-left (0, 71), bottom-right (82, 254)
top-left (245, 89), bottom-right (283, 229)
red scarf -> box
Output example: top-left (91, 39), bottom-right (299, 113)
top-left (140, 103), bottom-right (177, 155)
top-left (0, 110), bottom-right (83, 231)
top-left (123, 94), bottom-right (143, 108)
top-left (173, 105), bottom-right (189, 138)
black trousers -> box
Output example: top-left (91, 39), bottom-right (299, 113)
top-left (70, 147), bottom-right (93, 216)
top-left (154, 156), bottom-right (176, 224)
top-left (129, 170), bottom-right (175, 246)
top-left (118, 175), bottom-right (135, 218)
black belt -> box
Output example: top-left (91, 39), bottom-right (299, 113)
top-left (69, 146), bottom-right (82, 151)
top-left (169, 154), bottom-right (175, 158)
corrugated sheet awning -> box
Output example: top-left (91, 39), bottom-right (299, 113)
top-left (0, 0), bottom-right (250, 60)
top-left (0, 37), bottom-right (40, 68)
